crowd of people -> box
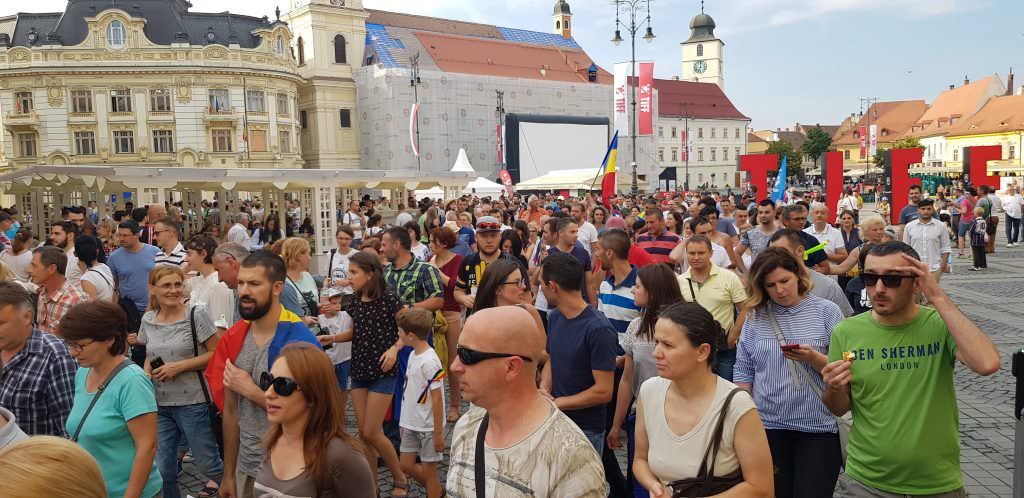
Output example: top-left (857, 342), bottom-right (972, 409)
top-left (0, 185), bottom-right (1005, 498)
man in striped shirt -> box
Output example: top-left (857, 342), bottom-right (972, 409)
top-left (153, 217), bottom-right (187, 268)
top-left (595, 229), bottom-right (640, 334)
top-left (635, 210), bottom-right (680, 265)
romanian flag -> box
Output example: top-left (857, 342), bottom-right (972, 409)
top-left (204, 306), bottom-right (320, 411)
top-left (599, 131), bottom-right (620, 209)
top-left (417, 369), bottom-right (446, 404)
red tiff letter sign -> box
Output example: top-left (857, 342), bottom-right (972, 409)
top-left (888, 148), bottom-right (923, 224)
top-left (739, 154), bottom-right (779, 202)
top-left (821, 151), bottom-right (844, 224)
top-left (963, 145), bottom-right (1002, 191)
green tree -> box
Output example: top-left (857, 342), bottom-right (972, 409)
top-left (767, 139), bottom-right (803, 179)
top-left (873, 137), bottom-right (923, 167)
top-left (800, 126), bottom-right (833, 169)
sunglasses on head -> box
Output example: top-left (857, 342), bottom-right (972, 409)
top-left (456, 346), bottom-right (533, 366)
top-left (260, 372), bottom-right (301, 396)
top-left (476, 222), bottom-right (502, 231)
top-left (860, 272), bottom-right (916, 289)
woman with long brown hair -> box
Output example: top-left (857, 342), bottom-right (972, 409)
top-left (256, 342), bottom-right (375, 497)
top-left (427, 226), bottom-right (464, 422)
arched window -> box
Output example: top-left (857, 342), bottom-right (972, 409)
top-left (556, 20), bottom-right (561, 30)
top-left (333, 35), bottom-right (347, 64)
top-left (565, 19), bottom-right (569, 29)
top-left (107, 20), bottom-right (126, 49)
top-left (297, 36), bottom-right (305, 65)
top-left (696, 44), bottom-right (703, 57)
top-left (275, 35), bottom-right (284, 55)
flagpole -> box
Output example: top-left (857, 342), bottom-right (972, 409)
top-left (591, 131), bottom-right (619, 193)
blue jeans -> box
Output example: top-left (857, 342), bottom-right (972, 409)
top-left (156, 404), bottom-right (224, 498)
top-left (350, 374), bottom-right (397, 394)
top-left (334, 360), bottom-right (351, 391)
top-left (1006, 215), bottom-right (1020, 244)
top-left (713, 347), bottom-right (737, 382)
top-left (582, 429), bottom-right (605, 456)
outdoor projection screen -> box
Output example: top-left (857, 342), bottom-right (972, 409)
top-left (504, 114), bottom-right (610, 184)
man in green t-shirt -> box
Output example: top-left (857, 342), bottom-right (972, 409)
top-left (821, 241), bottom-right (1000, 497)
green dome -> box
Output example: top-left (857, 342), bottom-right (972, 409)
top-left (553, 0), bottom-right (571, 16)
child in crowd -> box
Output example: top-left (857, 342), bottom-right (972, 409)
top-left (968, 206), bottom-right (988, 271)
top-left (317, 288), bottom-right (354, 413)
top-left (396, 308), bottom-right (445, 498)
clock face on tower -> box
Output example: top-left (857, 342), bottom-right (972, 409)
top-left (693, 60), bottom-right (708, 74)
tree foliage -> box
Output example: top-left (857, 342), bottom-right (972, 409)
top-left (767, 139), bottom-right (803, 178)
top-left (801, 126), bottom-right (833, 167)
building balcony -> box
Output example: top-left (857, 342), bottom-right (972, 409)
top-left (108, 111), bottom-right (136, 123)
top-left (205, 108), bottom-right (237, 124)
top-left (3, 111), bottom-right (39, 129)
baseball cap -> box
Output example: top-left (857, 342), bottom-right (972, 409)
top-left (605, 216), bottom-right (627, 230)
top-left (475, 216), bottom-right (502, 233)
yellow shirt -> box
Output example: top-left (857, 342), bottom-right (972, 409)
top-left (678, 265), bottom-right (747, 332)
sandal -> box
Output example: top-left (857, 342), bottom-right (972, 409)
top-left (391, 481), bottom-right (410, 497)
top-left (197, 483), bottom-right (219, 498)
top-left (447, 407), bottom-right (461, 423)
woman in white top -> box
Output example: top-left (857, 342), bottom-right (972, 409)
top-left (633, 301), bottom-right (772, 498)
top-left (405, 221), bottom-right (431, 262)
top-left (74, 235), bottom-right (115, 301)
top-left (184, 235), bottom-right (236, 331)
top-left (0, 228), bottom-right (33, 282)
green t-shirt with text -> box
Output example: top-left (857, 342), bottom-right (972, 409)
top-left (828, 307), bottom-right (961, 495)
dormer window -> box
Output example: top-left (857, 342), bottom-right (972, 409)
top-left (950, 116), bottom-right (959, 125)
top-left (276, 35), bottom-right (284, 55)
top-left (107, 20), bottom-right (126, 49)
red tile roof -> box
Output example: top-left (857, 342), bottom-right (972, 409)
top-left (946, 94), bottom-right (1024, 137)
top-left (832, 100), bottom-right (927, 146)
top-left (415, 31), bottom-right (611, 84)
top-left (902, 75), bottom-right (1004, 139)
top-left (635, 78), bottom-right (748, 120)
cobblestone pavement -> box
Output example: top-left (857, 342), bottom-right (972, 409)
top-left (182, 225), bottom-right (1020, 498)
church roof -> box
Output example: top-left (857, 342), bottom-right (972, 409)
top-left (553, 0), bottom-right (572, 16)
top-left (685, 12), bottom-right (717, 43)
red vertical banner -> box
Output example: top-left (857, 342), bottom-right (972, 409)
top-left (889, 148), bottom-right (923, 223)
top-left (638, 62), bottom-right (654, 136)
top-left (822, 151), bottom-right (844, 224)
top-left (498, 170), bottom-right (515, 198)
top-left (680, 130), bottom-right (687, 161)
top-left (739, 154), bottom-right (779, 202)
top-left (496, 124), bottom-right (504, 164)
top-left (963, 145), bottom-right (1002, 191)
top-left (858, 125), bottom-right (866, 159)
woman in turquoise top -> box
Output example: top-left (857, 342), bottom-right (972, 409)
top-left (62, 300), bottom-right (162, 498)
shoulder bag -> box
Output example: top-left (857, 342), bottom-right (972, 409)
top-left (189, 306), bottom-right (225, 455)
top-left (71, 359), bottom-right (132, 442)
top-left (767, 307), bottom-right (852, 463)
top-left (667, 388), bottom-right (745, 497)
top-left (474, 414), bottom-right (489, 498)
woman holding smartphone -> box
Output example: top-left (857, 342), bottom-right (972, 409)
top-left (733, 247), bottom-right (844, 497)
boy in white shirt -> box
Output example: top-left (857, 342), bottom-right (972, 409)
top-left (316, 289), bottom-right (354, 411)
top-left (397, 308), bottom-right (445, 498)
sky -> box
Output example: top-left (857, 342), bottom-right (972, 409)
top-left (7, 0), bottom-right (1024, 132)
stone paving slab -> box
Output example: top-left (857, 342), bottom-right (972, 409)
top-left (182, 228), bottom-right (1022, 498)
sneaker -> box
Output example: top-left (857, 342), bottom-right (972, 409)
top-left (968, 266), bottom-right (981, 271)
top-left (1007, 244), bottom-right (1013, 248)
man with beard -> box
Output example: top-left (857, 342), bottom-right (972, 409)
top-left (60, 205), bottom-right (86, 230)
top-left (213, 242), bottom-right (305, 324)
top-left (49, 221), bottom-right (83, 288)
top-left (204, 251), bottom-right (319, 498)
top-left (736, 199), bottom-right (780, 273)
top-left (822, 242), bottom-right (999, 497)
top-left (454, 216), bottom-right (524, 311)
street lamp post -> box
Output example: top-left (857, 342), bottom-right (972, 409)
top-left (611, 0), bottom-right (655, 196)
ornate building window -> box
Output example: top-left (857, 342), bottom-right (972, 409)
top-left (17, 133), bottom-right (36, 157)
top-left (277, 93), bottom-right (289, 115)
top-left (246, 91), bottom-right (266, 113)
top-left (696, 44), bottom-right (703, 57)
top-left (297, 37), bottom-right (305, 65)
top-left (152, 130), bottom-right (175, 153)
top-left (74, 131), bottom-right (96, 155)
top-left (212, 129), bottom-right (233, 152)
top-left (107, 21), bottom-right (126, 49)
top-left (71, 90), bottom-right (93, 113)
top-left (150, 89), bottom-right (172, 112)
top-left (249, 129), bottom-right (268, 152)
top-left (279, 130), bottom-right (291, 153)
top-left (208, 89), bottom-right (230, 113)
top-left (14, 92), bottom-right (32, 114)
top-left (334, 35), bottom-right (347, 64)
top-left (113, 130), bottom-right (135, 154)
top-left (110, 89), bottom-right (132, 113)
top-left (276, 35), bottom-right (285, 56)
top-left (339, 109), bottom-right (352, 128)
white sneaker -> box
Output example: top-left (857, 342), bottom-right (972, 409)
top-left (1007, 243), bottom-right (1013, 248)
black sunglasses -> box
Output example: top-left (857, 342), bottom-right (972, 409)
top-left (860, 272), bottom-right (916, 289)
top-left (456, 346), bottom-right (533, 365)
top-left (260, 372), bottom-right (301, 396)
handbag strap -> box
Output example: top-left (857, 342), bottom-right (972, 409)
top-left (71, 359), bottom-right (132, 442)
top-left (188, 307), bottom-right (214, 406)
top-left (475, 414), bottom-right (489, 498)
top-left (686, 278), bottom-right (698, 302)
top-left (696, 387), bottom-right (743, 480)
top-left (766, 307), bottom-right (803, 391)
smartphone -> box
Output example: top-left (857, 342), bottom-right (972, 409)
top-left (150, 356), bottom-right (166, 370)
top-left (780, 344), bottom-right (800, 352)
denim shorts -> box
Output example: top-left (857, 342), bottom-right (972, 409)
top-left (957, 221), bottom-right (972, 237)
top-left (334, 361), bottom-right (351, 391)
top-left (350, 374), bottom-right (397, 394)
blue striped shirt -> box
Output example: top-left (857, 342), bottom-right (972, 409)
top-left (598, 266), bottom-right (640, 333)
top-left (734, 295), bottom-right (843, 433)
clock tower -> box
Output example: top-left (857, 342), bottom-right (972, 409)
top-left (284, 0), bottom-right (369, 169)
top-left (680, 4), bottom-right (724, 89)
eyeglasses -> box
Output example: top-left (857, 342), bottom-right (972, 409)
top-left (500, 278), bottom-right (529, 289)
top-left (456, 346), bottom-right (533, 365)
top-left (860, 273), bottom-right (916, 289)
top-left (476, 222), bottom-right (502, 231)
top-left (64, 339), bottom-right (95, 353)
top-left (260, 372), bottom-right (302, 396)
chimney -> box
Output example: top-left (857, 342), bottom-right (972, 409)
top-left (777, 127), bottom-right (781, 132)
top-left (1007, 68), bottom-right (1015, 97)
top-left (964, 75), bottom-right (970, 86)
top-left (672, 75), bottom-right (680, 81)
top-left (949, 84), bottom-right (955, 90)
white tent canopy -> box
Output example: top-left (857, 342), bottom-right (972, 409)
top-left (450, 148), bottom-right (475, 173)
top-left (463, 177), bottom-right (504, 195)
top-left (516, 168), bottom-right (644, 191)
top-left (414, 186), bottom-right (444, 200)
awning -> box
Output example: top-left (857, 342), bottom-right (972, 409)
top-left (515, 168), bottom-right (646, 191)
top-left (463, 177), bottom-right (504, 195)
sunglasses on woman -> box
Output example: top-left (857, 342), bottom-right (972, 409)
top-left (456, 346), bottom-right (533, 365)
top-left (860, 272), bottom-right (916, 289)
top-left (260, 372), bottom-right (302, 396)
